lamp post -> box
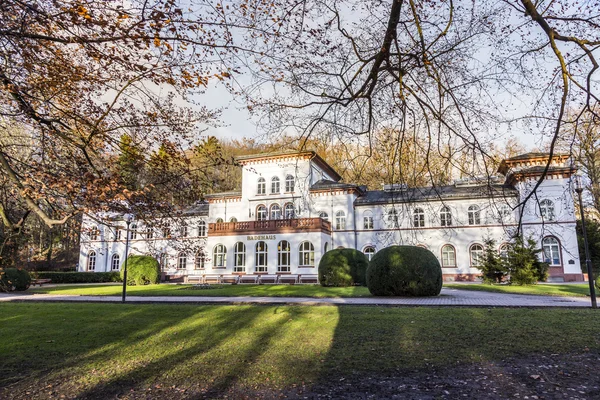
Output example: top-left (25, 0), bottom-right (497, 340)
top-left (122, 215), bottom-right (132, 303)
top-left (575, 175), bottom-right (597, 309)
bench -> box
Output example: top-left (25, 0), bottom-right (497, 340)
top-left (221, 275), bottom-right (240, 284)
top-left (186, 275), bottom-right (203, 284)
top-left (239, 275), bottom-right (260, 284)
top-left (259, 274), bottom-right (279, 284)
top-left (203, 274), bottom-right (221, 284)
top-left (277, 274), bottom-right (299, 284)
top-left (31, 278), bottom-right (52, 287)
top-left (298, 274), bottom-right (319, 284)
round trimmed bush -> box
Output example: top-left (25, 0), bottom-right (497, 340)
top-left (0, 268), bottom-right (31, 292)
top-left (366, 246), bottom-right (442, 296)
top-left (120, 255), bottom-right (160, 286)
top-left (318, 248), bottom-right (369, 287)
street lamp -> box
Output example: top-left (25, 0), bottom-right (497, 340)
top-left (574, 175), bottom-right (597, 309)
top-left (122, 214), bottom-right (132, 303)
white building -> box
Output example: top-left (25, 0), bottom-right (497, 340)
top-left (79, 151), bottom-right (584, 282)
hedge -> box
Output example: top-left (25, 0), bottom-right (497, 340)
top-left (34, 271), bottom-right (122, 283)
top-left (120, 255), bottom-right (160, 286)
top-left (366, 245), bottom-right (442, 296)
top-left (318, 248), bottom-right (369, 287)
top-left (0, 268), bottom-right (31, 292)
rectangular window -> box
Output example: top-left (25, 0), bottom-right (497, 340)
top-left (363, 216), bottom-right (373, 230)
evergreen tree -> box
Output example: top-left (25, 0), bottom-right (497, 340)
top-left (478, 239), bottom-right (507, 284)
top-left (506, 237), bottom-right (549, 285)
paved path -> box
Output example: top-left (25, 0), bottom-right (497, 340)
top-left (0, 288), bottom-right (593, 307)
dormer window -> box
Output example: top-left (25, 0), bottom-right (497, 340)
top-left (271, 176), bottom-right (280, 194)
top-left (285, 175), bottom-right (295, 192)
top-left (257, 177), bottom-right (266, 195)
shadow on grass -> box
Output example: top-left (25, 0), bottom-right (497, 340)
top-left (319, 306), bottom-right (600, 379)
top-left (3, 304), bottom-right (600, 399)
top-left (0, 303), bottom-right (332, 399)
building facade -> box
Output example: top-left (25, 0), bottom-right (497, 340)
top-left (79, 151), bottom-right (584, 282)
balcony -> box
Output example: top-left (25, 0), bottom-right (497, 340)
top-left (208, 218), bottom-right (331, 236)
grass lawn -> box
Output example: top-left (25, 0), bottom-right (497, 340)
top-left (444, 283), bottom-right (592, 297)
top-left (29, 283), bottom-right (373, 297)
top-left (1, 303), bottom-right (599, 399)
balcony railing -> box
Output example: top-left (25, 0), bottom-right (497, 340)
top-left (208, 218), bottom-right (331, 236)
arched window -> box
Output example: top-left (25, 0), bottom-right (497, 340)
top-left (335, 211), bottom-right (346, 230)
top-left (255, 241), bottom-right (268, 272)
top-left (441, 245), bottom-right (456, 267)
top-left (215, 218), bottom-right (224, 223)
top-left (256, 205), bottom-right (267, 221)
top-left (542, 236), bottom-right (561, 266)
top-left (540, 199), bottom-right (555, 221)
top-left (257, 177), bottom-right (266, 195)
top-left (195, 251), bottom-right (205, 269)
top-left (468, 205), bottom-right (481, 225)
top-left (299, 241), bottom-right (315, 266)
top-left (234, 242), bottom-right (246, 272)
top-left (198, 221), bottom-right (207, 237)
top-left (130, 224), bottom-right (137, 240)
top-left (363, 210), bottom-right (373, 230)
top-left (213, 244), bottom-right (227, 268)
top-left (177, 252), bottom-right (187, 269)
top-left (90, 227), bottom-right (99, 241)
top-left (271, 176), bottom-right (280, 194)
top-left (387, 208), bottom-right (399, 227)
top-left (285, 175), bottom-right (295, 192)
top-left (440, 206), bottom-right (452, 227)
top-left (270, 204), bottom-right (282, 220)
top-left (324, 242), bottom-right (329, 253)
top-left (284, 203), bottom-right (295, 219)
top-left (470, 244), bottom-right (484, 267)
top-left (159, 253), bottom-right (168, 271)
top-left (87, 251), bottom-right (96, 271)
top-left (363, 246), bottom-right (376, 261)
top-left (278, 240), bottom-right (291, 272)
top-left (111, 254), bottom-right (120, 271)
top-left (499, 243), bottom-right (510, 262)
top-left (146, 226), bottom-right (154, 239)
top-left (319, 211), bottom-right (329, 221)
top-left (229, 217), bottom-right (237, 223)
top-left (413, 208), bottom-right (425, 227)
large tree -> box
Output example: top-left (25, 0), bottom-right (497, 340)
top-left (0, 0), bottom-right (248, 227)
top-left (236, 0), bottom-right (599, 199)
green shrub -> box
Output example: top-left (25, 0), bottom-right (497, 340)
top-left (34, 271), bottom-right (121, 283)
top-left (0, 268), bottom-right (31, 292)
top-left (595, 275), bottom-right (600, 292)
top-left (318, 249), bottom-right (369, 287)
top-left (366, 246), bottom-right (442, 296)
top-left (120, 255), bottom-right (160, 286)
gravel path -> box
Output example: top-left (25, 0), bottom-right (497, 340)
top-left (0, 287), bottom-right (592, 307)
